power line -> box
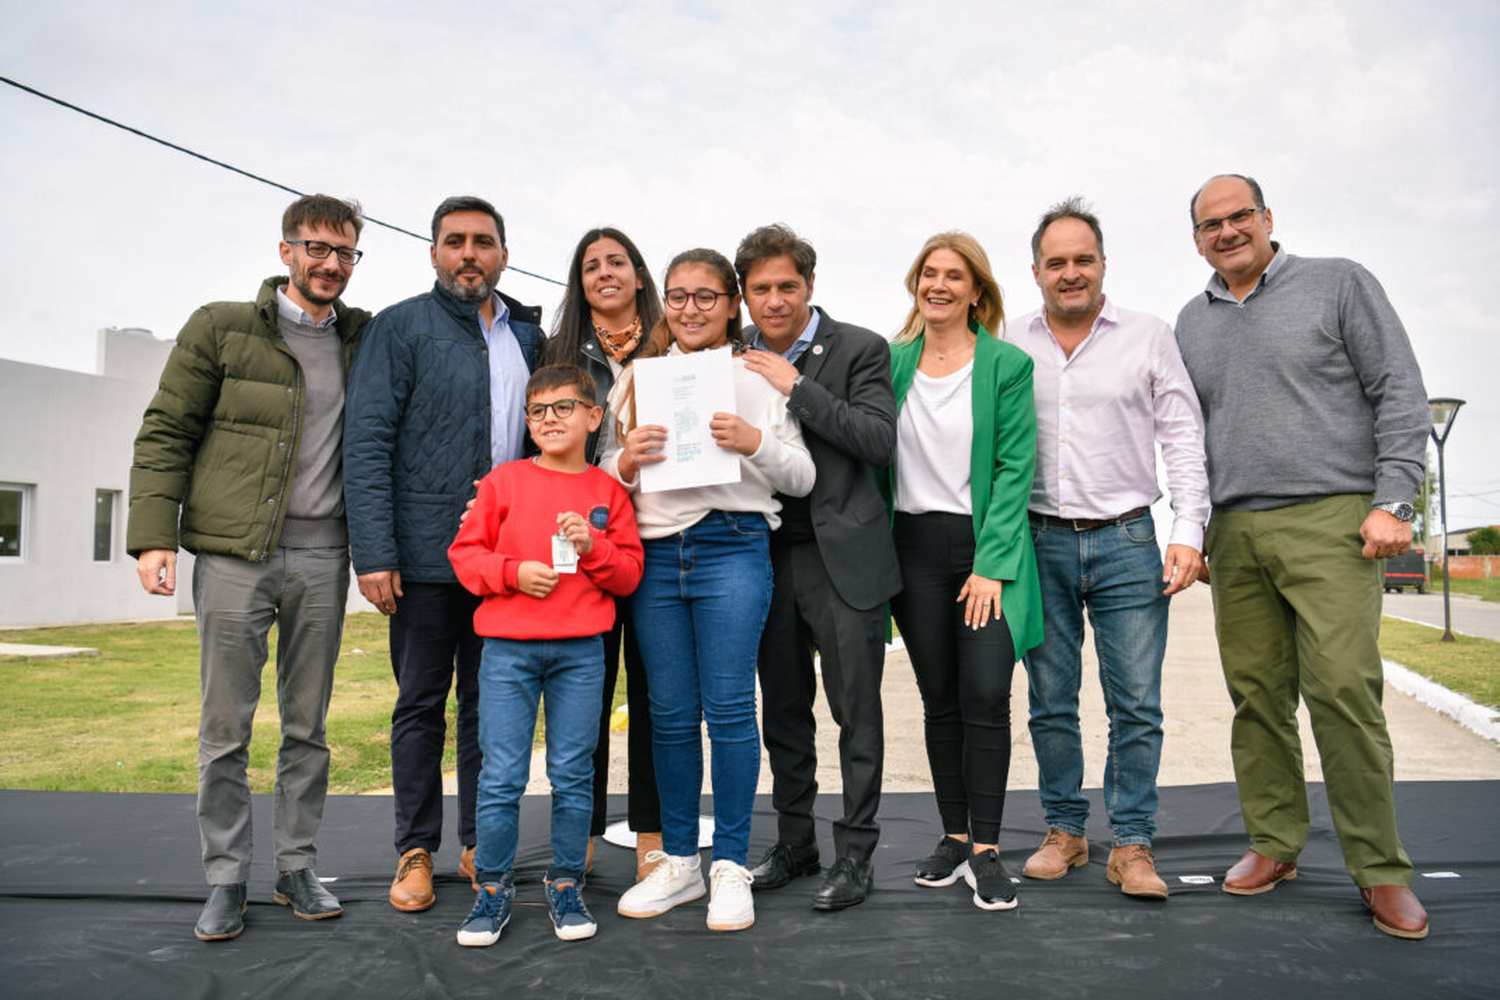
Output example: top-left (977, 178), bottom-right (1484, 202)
top-left (1, 75), bottom-right (565, 287)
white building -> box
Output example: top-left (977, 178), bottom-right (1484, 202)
top-left (1, 329), bottom-right (379, 627)
top-left (0, 327), bottom-right (193, 625)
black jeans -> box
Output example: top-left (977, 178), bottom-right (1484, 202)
top-left (590, 598), bottom-right (661, 836)
top-left (389, 581), bottom-right (482, 854)
top-left (890, 513), bottom-right (1016, 845)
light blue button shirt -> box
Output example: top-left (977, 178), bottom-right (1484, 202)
top-left (275, 286), bottom-right (338, 328)
top-left (478, 293), bottom-right (530, 468)
top-left (748, 307), bottom-right (820, 364)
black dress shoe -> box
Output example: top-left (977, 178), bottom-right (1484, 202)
top-left (194, 883), bottom-right (247, 941)
top-left (274, 868), bottom-right (343, 920)
top-left (812, 856), bottom-right (873, 911)
top-left (749, 841), bottom-right (820, 892)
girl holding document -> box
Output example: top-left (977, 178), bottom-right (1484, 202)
top-left (882, 232), bottom-right (1042, 912)
top-left (604, 248), bottom-right (814, 932)
top-left (544, 227), bottom-right (665, 882)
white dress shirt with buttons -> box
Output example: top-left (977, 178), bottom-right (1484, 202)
top-left (1008, 298), bottom-right (1209, 551)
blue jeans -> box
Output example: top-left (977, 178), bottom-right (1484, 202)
top-left (473, 635), bottom-right (604, 881)
top-left (633, 511), bottom-right (774, 865)
top-left (1024, 512), bottom-right (1168, 846)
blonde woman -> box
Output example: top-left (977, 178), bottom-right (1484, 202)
top-left (882, 232), bottom-right (1042, 911)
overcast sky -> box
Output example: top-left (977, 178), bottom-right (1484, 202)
top-left (2, 0), bottom-right (1496, 529)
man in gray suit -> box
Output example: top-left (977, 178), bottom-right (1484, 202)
top-left (736, 224), bottom-right (901, 911)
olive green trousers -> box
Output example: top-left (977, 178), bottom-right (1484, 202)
top-left (1206, 494), bottom-right (1412, 887)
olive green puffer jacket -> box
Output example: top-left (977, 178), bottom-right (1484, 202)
top-left (126, 276), bottom-right (369, 561)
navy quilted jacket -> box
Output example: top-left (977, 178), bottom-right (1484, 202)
top-left (344, 281), bottom-right (544, 582)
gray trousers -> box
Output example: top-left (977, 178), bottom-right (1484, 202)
top-left (193, 547), bottom-right (349, 884)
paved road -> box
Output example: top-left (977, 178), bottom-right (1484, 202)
top-left (1383, 590), bottom-right (1500, 641)
top-left (565, 583), bottom-right (1500, 801)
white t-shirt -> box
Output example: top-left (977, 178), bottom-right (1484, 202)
top-left (896, 361), bottom-right (973, 515)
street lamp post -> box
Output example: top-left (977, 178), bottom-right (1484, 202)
top-left (1428, 397), bottom-right (1466, 642)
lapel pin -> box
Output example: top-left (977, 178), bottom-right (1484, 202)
top-left (812, 344), bottom-right (824, 355)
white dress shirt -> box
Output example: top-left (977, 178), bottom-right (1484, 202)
top-left (1007, 298), bottom-right (1209, 551)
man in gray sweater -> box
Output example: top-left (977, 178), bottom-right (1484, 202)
top-left (1174, 174), bottom-right (1430, 939)
top-left (129, 195), bottom-right (369, 941)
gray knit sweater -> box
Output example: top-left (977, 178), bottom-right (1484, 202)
top-left (278, 312), bottom-right (348, 547)
top-left (1173, 248), bottom-right (1428, 512)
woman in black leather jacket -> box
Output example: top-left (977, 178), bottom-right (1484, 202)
top-left (545, 228), bottom-right (665, 879)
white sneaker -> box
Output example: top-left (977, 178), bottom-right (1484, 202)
top-left (617, 851), bottom-right (705, 918)
top-left (706, 859), bottom-right (755, 932)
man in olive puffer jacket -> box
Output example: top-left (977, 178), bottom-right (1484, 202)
top-left (127, 194), bottom-right (370, 943)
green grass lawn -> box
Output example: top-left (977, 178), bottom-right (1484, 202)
top-left (1380, 616), bottom-right (1500, 710)
top-left (1440, 576), bottom-right (1500, 603)
top-left (0, 613), bottom-right (627, 794)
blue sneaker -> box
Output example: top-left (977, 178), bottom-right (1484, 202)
top-left (456, 878), bottom-right (513, 947)
top-left (545, 877), bottom-right (597, 941)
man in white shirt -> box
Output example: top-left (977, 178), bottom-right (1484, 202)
top-left (1006, 198), bottom-right (1209, 898)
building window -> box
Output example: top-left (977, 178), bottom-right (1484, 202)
top-left (94, 489), bottom-right (120, 562)
top-left (0, 484), bottom-right (28, 559)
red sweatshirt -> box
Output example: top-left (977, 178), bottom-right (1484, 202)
top-left (448, 459), bottom-right (643, 640)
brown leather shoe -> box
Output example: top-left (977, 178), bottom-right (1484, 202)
top-left (1022, 828), bottom-right (1089, 879)
top-left (635, 831), bottom-right (664, 882)
top-left (459, 845), bottom-right (477, 890)
top-left (390, 847), bottom-right (435, 912)
top-left (1222, 848), bottom-right (1297, 895)
top-left (1361, 884), bottom-right (1429, 940)
top-left (1107, 845), bottom-right (1168, 899)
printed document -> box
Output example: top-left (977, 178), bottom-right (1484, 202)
top-left (633, 347), bottom-right (742, 493)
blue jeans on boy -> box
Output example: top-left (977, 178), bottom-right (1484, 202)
top-left (473, 635), bottom-right (604, 881)
top-left (632, 511), bottom-right (774, 865)
top-left (1024, 511), bottom-right (1169, 847)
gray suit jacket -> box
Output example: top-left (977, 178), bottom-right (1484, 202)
top-left (756, 307), bottom-right (902, 610)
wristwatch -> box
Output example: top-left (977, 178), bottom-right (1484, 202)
top-left (1373, 501), bottom-right (1415, 522)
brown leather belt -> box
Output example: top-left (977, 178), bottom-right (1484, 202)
top-left (1028, 506), bottom-right (1149, 532)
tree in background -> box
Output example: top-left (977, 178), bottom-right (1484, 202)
top-left (1467, 527), bottom-right (1500, 556)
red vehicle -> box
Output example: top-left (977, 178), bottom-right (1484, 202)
top-left (1384, 549), bottom-right (1428, 594)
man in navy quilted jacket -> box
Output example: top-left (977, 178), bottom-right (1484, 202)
top-left (344, 196), bottom-right (545, 912)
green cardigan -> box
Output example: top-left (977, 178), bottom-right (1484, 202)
top-left (882, 329), bottom-right (1043, 660)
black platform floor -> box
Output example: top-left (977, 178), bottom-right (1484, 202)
top-left (2, 783), bottom-right (1495, 999)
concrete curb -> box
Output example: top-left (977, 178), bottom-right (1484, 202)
top-left (0, 643), bottom-right (98, 659)
top-left (1384, 658), bottom-right (1500, 744)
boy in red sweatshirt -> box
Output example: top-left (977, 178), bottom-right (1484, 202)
top-left (448, 364), bottom-right (643, 946)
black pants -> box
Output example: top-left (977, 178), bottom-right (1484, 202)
top-left (389, 581), bottom-right (482, 854)
top-left (590, 598), bottom-right (661, 836)
top-left (890, 513), bottom-right (1015, 845)
top-left (757, 540), bottom-right (886, 860)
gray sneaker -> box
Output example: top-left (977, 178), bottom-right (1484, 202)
top-left (456, 877), bottom-right (514, 947)
top-left (545, 877), bottom-right (597, 941)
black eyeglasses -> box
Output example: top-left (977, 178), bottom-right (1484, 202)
top-left (664, 287), bottom-right (733, 310)
top-left (524, 398), bottom-right (591, 422)
top-left (1193, 207), bottom-right (1261, 237)
top-left (286, 240), bottom-right (364, 265)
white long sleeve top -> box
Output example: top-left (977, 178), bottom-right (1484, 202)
top-left (603, 345), bottom-right (816, 540)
